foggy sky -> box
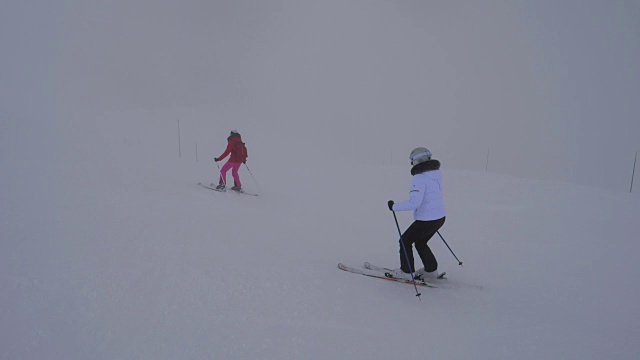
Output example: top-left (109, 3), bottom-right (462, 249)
top-left (2, 0), bottom-right (639, 191)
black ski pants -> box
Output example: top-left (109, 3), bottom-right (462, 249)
top-left (399, 217), bottom-right (446, 273)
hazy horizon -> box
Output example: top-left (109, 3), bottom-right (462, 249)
top-left (2, 0), bottom-right (639, 191)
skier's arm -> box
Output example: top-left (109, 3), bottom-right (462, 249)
top-left (217, 141), bottom-right (233, 160)
top-left (392, 178), bottom-right (425, 211)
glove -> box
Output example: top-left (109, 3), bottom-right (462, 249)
top-left (243, 160), bottom-right (246, 164)
top-left (387, 200), bottom-right (394, 211)
top-left (214, 157), bottom-right (219, 162)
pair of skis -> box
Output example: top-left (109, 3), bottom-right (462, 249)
top-left (197, 182), bottom-right (258, 196)
top-left (338, 262), bottom-right (445, 288)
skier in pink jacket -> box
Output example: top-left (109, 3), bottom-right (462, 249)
top-left (214, 130), bottom-right (248, 191)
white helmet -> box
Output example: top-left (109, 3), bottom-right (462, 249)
top-left (410, 147), bottom-right (432, 165)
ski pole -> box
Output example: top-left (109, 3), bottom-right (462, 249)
top-left (215, 160), bottom-right (226, 186)
top-left (437, 231), bottom-right (463, 266)
top-left (244, 163), bottom-right (262, 193)
top-left (392, 211), bottom-right (422, 300)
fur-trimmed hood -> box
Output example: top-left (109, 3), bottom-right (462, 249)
top-left (411, 159), bottom-right (441, 176)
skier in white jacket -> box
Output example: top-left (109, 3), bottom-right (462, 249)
top-left (387, 147), bottom-right (446, 281)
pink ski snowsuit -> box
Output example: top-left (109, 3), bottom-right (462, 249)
top-left (216, 133), bottom-right (243, 187)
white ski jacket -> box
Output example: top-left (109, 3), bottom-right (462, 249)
top-left (392, 160), bottom-right (445, 221)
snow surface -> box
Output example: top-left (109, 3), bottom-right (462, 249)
top-left (2, 111), bottom-right (639, 360)
top-left (2, 1), bottom-right (640, 358)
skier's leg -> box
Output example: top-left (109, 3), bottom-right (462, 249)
top-left (219, 161), bottom-right (233, 185)
top-left (399, 221), bottom-right (422, 273)
top-left (230, 162), bottom-right (242, 187)
top-left (414, 217), bottom-right (446, 272)
top-left (415, 243), bottom-right (437, 273)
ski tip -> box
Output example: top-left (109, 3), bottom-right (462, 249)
top-left (363, 262), bottom-right (378, 270)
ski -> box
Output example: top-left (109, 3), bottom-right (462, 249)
top-left (197, 183), bottom-right (258, 196)
top-left (364, 262), bottom-right (447, 280)
top-left (197, 182), bottom-right (226, 192)
top-left (231, 189), bottom-right (259, 197)
top-left (365, 262), bottom-right (486, 291)
top-left (337, 263), bottom-right (437, 288)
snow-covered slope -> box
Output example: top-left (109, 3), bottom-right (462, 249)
top-left (2, 112), bottom-right (639, 359)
